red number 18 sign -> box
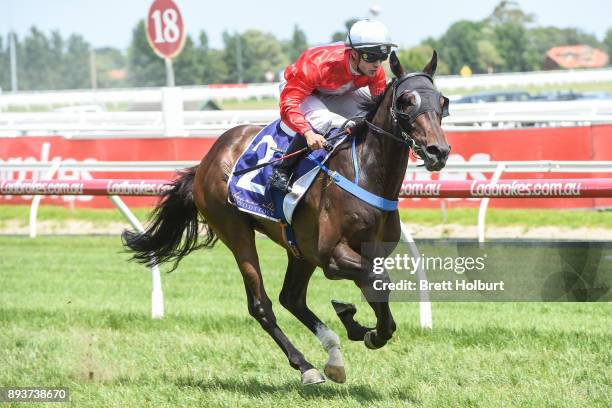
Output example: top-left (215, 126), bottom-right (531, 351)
top-left (146, 0), bottom-right (186, 60)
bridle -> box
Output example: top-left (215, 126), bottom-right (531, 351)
top-left (365, 72), bottom-right (450, 150)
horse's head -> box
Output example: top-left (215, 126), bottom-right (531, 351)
top-left (388, 50), bottom-right (450, 171)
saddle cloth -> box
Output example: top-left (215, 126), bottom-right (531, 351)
top-left (227, 119), bottom-right (346, 223)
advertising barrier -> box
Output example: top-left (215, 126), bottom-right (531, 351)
top-left (1, 125), bottom-right (612, 208)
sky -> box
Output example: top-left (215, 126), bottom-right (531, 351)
top-left (1, 0), bottom-right (610, 50)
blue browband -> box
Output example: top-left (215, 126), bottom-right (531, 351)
top-left (306, 153), bottom-right (398, 212)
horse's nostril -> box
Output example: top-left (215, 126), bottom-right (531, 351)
top-left (426, 145), bottom-right (449, 160)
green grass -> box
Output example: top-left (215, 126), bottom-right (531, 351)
top-left (0, 205), bottom-right (151, 226)
top-left (216, 97), bottom-right (279, 110)
top-left (0, 236), bottom-right (610, 407)
top-left (1, 204), bottom-right (610, 230)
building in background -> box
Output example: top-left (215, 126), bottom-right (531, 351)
top-left (544, 45), bottom-right (609, 70)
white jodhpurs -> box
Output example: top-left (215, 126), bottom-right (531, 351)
top-left (280, 81), bottom-right (373, 135)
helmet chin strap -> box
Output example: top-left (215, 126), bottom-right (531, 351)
top-left (350, 50), bottom-right (367, 76)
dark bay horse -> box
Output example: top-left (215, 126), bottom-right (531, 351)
top-left (123, 51), bottom-right (450, 385)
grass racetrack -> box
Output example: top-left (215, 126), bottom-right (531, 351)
top-left (1, 235), bottom-right (610, 407)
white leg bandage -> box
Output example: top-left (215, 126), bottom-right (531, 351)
top-left (315, 323), bottom-right (344, 367)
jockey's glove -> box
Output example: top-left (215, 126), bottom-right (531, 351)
top-left (343, 117), bottom-right (365, 132)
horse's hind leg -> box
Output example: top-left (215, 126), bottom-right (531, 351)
top-left (279, 254), bottom-right (346, 383)
top-left (219, 220), bottom-right (324, 385)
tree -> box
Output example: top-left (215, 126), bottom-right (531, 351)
top-left (529, 26), bottom-right (601, 56)
top-left (223, 29), bottom-right (288, 83)
top-left (283, 25), bottom-right (308, 62)
top-left (61, 34), bottom-right (90, 89)
top-left (94, 47), bottom-right (128, 88)
top-left (196, 31), bottom-right (228, 84)
top-left (331, 18), bottom-right (359, 43)
top-left (494, 23), bottom-right (539, 72)
top-left (604, 28), bottom-right (612, 65)
top-left (487, 0), bottom-right (534, 26)
top-left (476, 40), bottom-right (503, 73)
top-left (436, 20), bottom-right (484, 74)
top-left (172, 36), bottom-right (203, 86)
top-left (20, 27), bottom-right (53, 90)
top-left (0, 36), bottom-right (8, 91)
top-left (127, 20), bottom-right (165, 86)
top-left (397, 45), bottom-right (449, 74)
top-left (48, 31), bottom-right (65, 88)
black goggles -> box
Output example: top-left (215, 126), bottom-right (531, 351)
top-left (360, 52), bottom-right (389, 63)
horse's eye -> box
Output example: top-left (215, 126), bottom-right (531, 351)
top-left (399, 94), bottom-right (416, 110)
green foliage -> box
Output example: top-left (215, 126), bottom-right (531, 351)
top-left (126, 20), bottom-right (165, 86)
top-left (282, 25), bottom-right (308, 63)
top-left (197, 31), bottom-right (229, 84)
top-left (437, 20), bottom-right (485, 74)
top-left (172, 36), bottom-right (203, 86)
top-left (3, 28), bottom-right (92, 91)
top-left (529, 26), bottom-right (602, 55)
top-left (62, 34), bottom-right (90, 89)
top-left (486, 0), bottom-right (535, 26)
top-left (397, 45), bottom-right (450, 75)
top-left (222, 30), bottom-right (288, 83)
top-left (94, 47), bottom-right (128, 88)
top-left (476, 40), bottom-right (503, 73)
top-left (424, 1), bottom-right (605, 74)
top-left (603, 28), bottom-right (612, 63)
top-left (494, 23), bottom-right (540, 72)
top-left (331, 18), bottom-right (359, 43)
top-left (0, 35), bottom-right (10, 91)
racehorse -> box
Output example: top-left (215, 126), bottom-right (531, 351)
top-left (123, 51), bottom-right (450, 385)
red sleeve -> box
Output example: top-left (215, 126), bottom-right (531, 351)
top-left (279, 63), bottom-right (319, 135)
top-left (368, 67), bottom-right (387, 97)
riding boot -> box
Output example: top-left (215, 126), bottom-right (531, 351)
top-left (270, 135), bottom-right (309, 193)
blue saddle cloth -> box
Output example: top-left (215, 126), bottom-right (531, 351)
top-left (228, 119), bottom-right (344, 222)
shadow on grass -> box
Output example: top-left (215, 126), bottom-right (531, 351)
top-left (174, 375), bottom-right (385, 402)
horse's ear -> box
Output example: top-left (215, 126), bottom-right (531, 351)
top-left (389, 51), bottom-right (404, 78)
top-left (423, 50), bottom-right (438, 77)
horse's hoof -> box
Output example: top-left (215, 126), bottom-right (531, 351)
top-left (301, 368), bottom-right (326, 386)
top-left (324, 364), bottom-right (346, 384)
top-left (364, 330), bottom-right (384, 350)
top-left (331, 299), bottom-right (356, 316)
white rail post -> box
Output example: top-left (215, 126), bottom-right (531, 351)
top-left (400, 222), bottom-right (432, 329)
top-left (108, 195), bottom-right (164, 319)
top-left (29, 159), bottom-right (61, 238)
top-left (477, 163), bottom-right (506, 243)
top-left (162, 86), bottom-right (185, 137)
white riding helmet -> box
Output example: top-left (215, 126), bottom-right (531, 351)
top-left (345, 19), bottom-right (398, 54)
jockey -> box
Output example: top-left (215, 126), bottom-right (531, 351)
top-left (270, 19), bottom-right (397, 193)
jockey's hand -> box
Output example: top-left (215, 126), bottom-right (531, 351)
top-left (344, 117), bottom-right (364, 132)
top-left (304, 130), bottom-right (327, 151)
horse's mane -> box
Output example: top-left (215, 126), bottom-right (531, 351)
top-left (353, 77), bottom-right (396, 134)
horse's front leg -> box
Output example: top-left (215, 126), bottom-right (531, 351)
top-left (324, 242), bottom-right (396, 349)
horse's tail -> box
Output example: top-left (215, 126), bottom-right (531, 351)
top-left (121, 166), bottom-right (218, 272)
